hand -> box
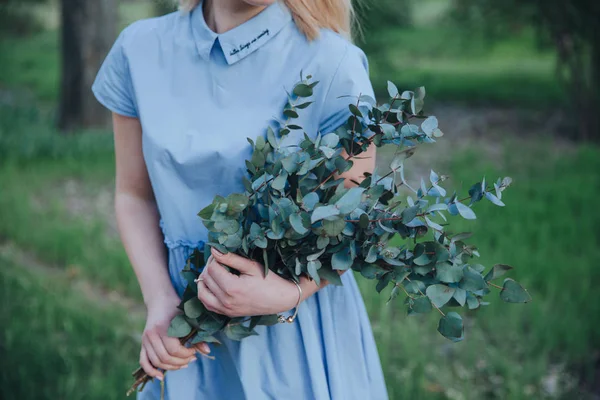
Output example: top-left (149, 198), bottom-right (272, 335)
top-left (140, 295), bottom-right (211, 381)
top-left (197, 248), bottom-right (299, 318)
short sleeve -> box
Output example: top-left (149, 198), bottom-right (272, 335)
top-left (92, 30), bottom-right (138, 118)
top-left (318, 45), bottom-right (375, 134)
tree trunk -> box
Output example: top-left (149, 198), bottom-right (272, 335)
top-left (58, 0), bottom-right (117, 132)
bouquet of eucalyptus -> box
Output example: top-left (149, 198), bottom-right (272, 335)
top-left (128, 77), bottom-right (530, 394)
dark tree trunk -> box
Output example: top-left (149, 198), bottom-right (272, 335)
top-left (58, 0), bottom-right (117, 132)
top-left (586, 38), bottom-right (600, 142)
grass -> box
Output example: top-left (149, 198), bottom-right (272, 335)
top-left (363, 142), bottom-right (600, 399)
top-left (0, 254), bottom-right (141, 400)
top-left (0, 1), bottom-right (594, 398)
top-left (365, 26), bottom-right (562, 106)
top-left (1, 101), bottom-right (599, 399)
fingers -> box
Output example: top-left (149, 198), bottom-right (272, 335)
top-left (140, 347), bottom-right (163, 381)
top-left (205, 258), bottom-right (239, 291)
top-left (144, 341), bottom-right (179, 371)
top-left (197, 278), bottom-right (227, 314)
top-left (144, 331), bottom-right (190, 370)
top-left (202, 269), bottom-right (229, 302)
top-left (210, 247), bottom-right (260, 275)
top-left (163, 336), bottom-right (197, 361)
top-left (192, 342), bottom-right (212, 355)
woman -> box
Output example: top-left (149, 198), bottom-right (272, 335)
top-left (92, 0), bottom-right (388, 398)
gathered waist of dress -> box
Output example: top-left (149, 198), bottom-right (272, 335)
top-left (159, 220), bottom-right (205, 250)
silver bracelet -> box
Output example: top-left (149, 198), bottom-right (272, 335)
top-left (278, 279), bottom-right (303, 324)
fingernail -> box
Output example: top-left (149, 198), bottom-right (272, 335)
top-left (211, 247), bottom-right (223, 256)
top-left (190, 356), bottom-right (198, 362)
top-left (157, 376), bottom-right (163, 382)
top-left (203, 344), bottom-right (211, 354)
top-left (180, 364), bottom-right (189, 369)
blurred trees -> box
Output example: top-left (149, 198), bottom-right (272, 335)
top-left (58, 0), bottom-right (116, 131)
top-left (0, 0), bottom-right (46, 36)
top-left (356, 0), bottom-right (412, 32)
top-left (154, 1), bottom-right (177, 16)
top-left (452, 0), bottom-right (600, 141)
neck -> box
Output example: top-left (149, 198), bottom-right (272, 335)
top-left (203, 0), bottom-right (267, 33)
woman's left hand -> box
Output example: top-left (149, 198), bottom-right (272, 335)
top-left (196, 248), bottom-right (300, 318)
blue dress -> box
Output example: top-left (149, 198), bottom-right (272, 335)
top-left (93, 2), bottom-right (388, 399)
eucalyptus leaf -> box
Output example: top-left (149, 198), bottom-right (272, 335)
top-left (168, 315), bottom-right (192, 338)
top-left (485, 264), bottom-right (513, 281)
top-left (437, 312), bottom-right (464, 342)
top-left (500, 279), bottom-right (532, 303)
top-left (426, 284), bottom-right (456, 308)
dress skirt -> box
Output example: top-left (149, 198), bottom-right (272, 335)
top-left (137, 241), bottom-right (389, 400)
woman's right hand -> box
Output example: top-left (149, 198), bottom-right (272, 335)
top-left (140, 295), bottom-right (211, 381)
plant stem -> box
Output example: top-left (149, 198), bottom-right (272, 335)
top-left (406, 277), bottom-right (446, 317)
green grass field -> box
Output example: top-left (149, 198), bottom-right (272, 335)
top-left (2, 99), bottom-right (599, 399)
top-left (0, 1), bottom-right (596, 399)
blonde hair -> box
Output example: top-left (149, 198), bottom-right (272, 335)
top-left (178, 0), bottom-right (355, 40)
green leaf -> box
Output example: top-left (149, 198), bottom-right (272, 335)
top-left (391, 148), bottom-right (416, 171)
top-left (255, 135), bottom-right (266, 150)
top-left (251, 149), bottom-right (266, 168)
top-left (500, 279), bottom-right (532, 303)
top-left (302, 192), bottom-right (319, 211)
top-left (360, 263), bottom-right (380, 280)
top-left (307, 260), bottom-right (321, 286)
top-left (284, 109), bottom-right (299, 119)
top-left (311, 235), bottom-right (327, 250)
top-left (485, 264), bottom-right (513, 281)
top-left (321, 133), bottom-right (339, 148)
top-left (293, 83), bottom-right (313, 98)
top-left (401, 205), bottom-right (420, 223)
top-left (466, 294), bottom-right (480, 310)
top-left (224, 324), bottom-right (259, 341)
top-left (323, 217), bottom-right (346, 236)
top-left (332, 249), bottom-right (353, 270)
top-left (168, 315), bottom-right (193, 338)
top-left (226, 194), bottom-right (249, 214)
top-left (281, 153), bottom-right (299, 174)
top-left (267, 126), bottom-right (278, 148)
top-left (387, 285), bottom-right (400, 304)
top-left (183, 297), bottom-right (205, 319)
top-left (387, 81), bottom-right (399, 98)
top-left (252, 314), bottom-right (280, 327)
top-left (199, 316), bottom-right (226, 333)
top-left (426, 284), bottom-right (456, 308)
top-left (191, 332), bottom-right (221, 344)
top-left (421, 116), bottom-right (438, 136)
top-left (459, 266), bottom-right (488, 292)
top-left (404, 279), bottom-right (426, 294)
top-left (263, 248), bottom-right (269, 277)
top-left (319, 267), bottom-right (343, 286)
top-left (349, 104), bottom-right (362, 117)
top-left (437, 312), bottom-right (464, 342)
top-left (296, 101), bottom-right (313, 109)
top-left (290, 213), bottom-right (309, 235)
top-left (411, 296), bottom-right (432, 314)
top-left (435, 263), bottom-right (464, 283)
top-left (335, 187), bottom-right (365, 214)
top-left (359, 213), bottom-right (370, 229)
top-left (376, 273), bottom-right (392, 293)
top-left (455, 201), bottom-right (476, 220)
top-left (271, 171), bottom-right (288, 192)
top-left (311, 205), bottom-right (340, 223)
top-left (453, 288), bottom-right (467, 306)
